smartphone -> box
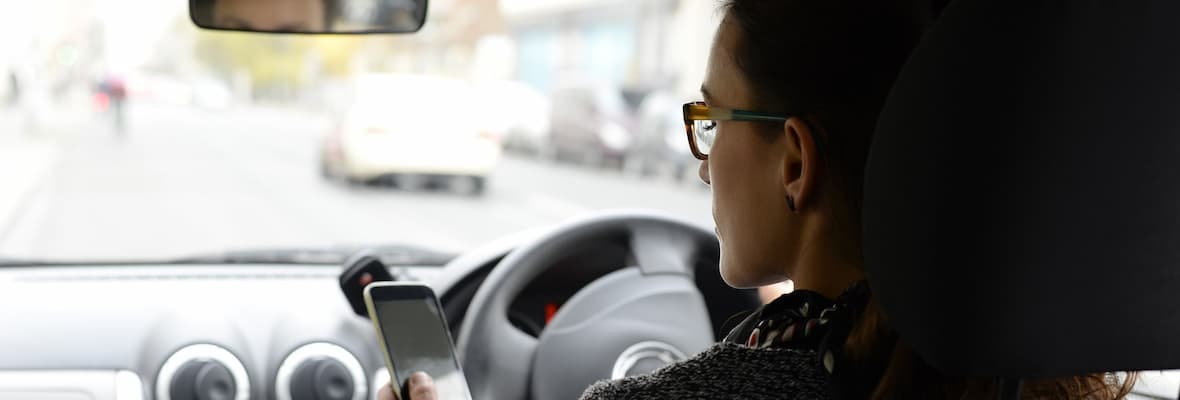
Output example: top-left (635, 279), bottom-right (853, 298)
top-left (364, 282), bottom-right (473, 400)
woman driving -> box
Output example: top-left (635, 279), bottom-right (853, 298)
top-left (384, 0), bottom-right (1137, 398)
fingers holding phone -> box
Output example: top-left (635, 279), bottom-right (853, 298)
top-left (378, 372), bottom-right (437, 400)
top-left (407, 373), bottom-right (438, 400)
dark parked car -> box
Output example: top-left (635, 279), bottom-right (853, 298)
top-left (546, 83), bottom-right (636, 168)
top-left (626, 91), bottom-right (695, 181)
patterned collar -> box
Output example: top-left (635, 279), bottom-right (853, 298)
top-left (725, 281), bottom-right (871, 375)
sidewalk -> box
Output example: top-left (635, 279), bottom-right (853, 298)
top-left (0, 112), bottom-right (60, 247)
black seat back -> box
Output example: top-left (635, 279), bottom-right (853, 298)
top-left (864, 0), bottom-right (1180, 377)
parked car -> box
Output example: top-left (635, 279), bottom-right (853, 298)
top-left (627, 90), bottom-right (694, 181)
top-left (546, 83), bottom-right (635, 168)
top-left (320, 74), bottom-right (501, 195)
top-left (472, 80), bottom-right (550, 157)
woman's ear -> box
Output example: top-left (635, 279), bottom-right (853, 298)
top-left (781, 116), bottom-right (822, 211)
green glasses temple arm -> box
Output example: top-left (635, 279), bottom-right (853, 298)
top-left (695, 105), bottom-right (788, 123)
top-left (730, 109), bottom-right (788, 123)
top-left (708, 107), bottom-right (826, 156)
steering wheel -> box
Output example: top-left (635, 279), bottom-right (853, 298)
top-left (456, 211), bottom-right (720, 400)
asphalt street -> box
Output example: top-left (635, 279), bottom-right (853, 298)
top-left (0, 102), bottom-right (713, 261)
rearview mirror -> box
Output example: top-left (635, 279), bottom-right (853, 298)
top-left (190, 0), bottom-right (427, 34)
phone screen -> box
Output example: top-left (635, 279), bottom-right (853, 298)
top-left (371, 287), bottom-right (471, 400)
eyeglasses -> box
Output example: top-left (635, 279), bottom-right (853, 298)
top-left (682, 101), bottom-right (791, 160)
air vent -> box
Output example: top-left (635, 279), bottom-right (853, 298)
top-left (156, 344), bottom-right (250, 400)
top-left (275, 342), bottom-right (367, 400)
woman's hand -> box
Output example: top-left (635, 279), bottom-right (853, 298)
top-left (377, 372), bottom-right (437, 400)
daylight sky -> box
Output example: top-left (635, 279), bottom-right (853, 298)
top-left (96, 0), bottom-right (186, 72)
top-left (0, 0), bottom-right (182, 71)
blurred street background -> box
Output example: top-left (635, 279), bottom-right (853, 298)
top-left (0, 0), bottom-right (721, 261)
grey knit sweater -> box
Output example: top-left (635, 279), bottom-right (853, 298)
top-left (579, 285), bottom-right (876, 400)
top-left (579, 342), bottom-right (832, 400)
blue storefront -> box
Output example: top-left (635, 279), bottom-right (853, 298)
top-left (504, 0), bottom-right (674, 93)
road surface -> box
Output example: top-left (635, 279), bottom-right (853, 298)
top-left (0, 102), bottom-right (713, 261)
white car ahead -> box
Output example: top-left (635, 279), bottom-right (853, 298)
top-left (321, 74), bottom-right (502, 195)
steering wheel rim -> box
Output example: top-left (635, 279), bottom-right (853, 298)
top-left (456, 210), bottom-right (719, 400)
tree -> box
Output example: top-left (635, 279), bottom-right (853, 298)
top-left (193, 28), bottom-right (366, 98)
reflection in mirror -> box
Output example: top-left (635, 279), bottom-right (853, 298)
top-left (190, 0), bottom-right (428, 34)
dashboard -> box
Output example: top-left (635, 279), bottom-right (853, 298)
top-left (0, 232), bottom-right (759, 400)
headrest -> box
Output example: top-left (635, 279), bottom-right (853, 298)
top-left (864, 0), bottom-right (1180, 377)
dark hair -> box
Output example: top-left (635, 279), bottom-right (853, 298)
top-left (720, 0), bottom-right (1136, 398)
top-left (722, 0), bottom-right (930, 239)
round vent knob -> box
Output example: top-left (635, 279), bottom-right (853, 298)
top-left (157, 344), bottom-right (250, 400)
top-left (276, 343), bottom-right (367, 400)
top-left (170, 360), bottom-right (236, 400)
top-left (290, 358), bottom-right (353, 400)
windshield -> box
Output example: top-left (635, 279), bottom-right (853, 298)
top-left (0, 0), bottom-right (718, 263)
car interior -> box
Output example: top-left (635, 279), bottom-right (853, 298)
top-left (2, 0), bottom-right (1180, 399)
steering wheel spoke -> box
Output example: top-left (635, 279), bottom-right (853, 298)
top-left (629, 221), bottom-right (702, 277)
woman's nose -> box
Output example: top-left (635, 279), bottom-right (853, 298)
top-left (698, 160), bottom-right (711, 186)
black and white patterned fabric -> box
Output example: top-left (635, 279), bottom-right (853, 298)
top-left (725, 281), bottom-right (871, 374)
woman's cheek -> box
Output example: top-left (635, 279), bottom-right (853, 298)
top-left (710, 136), bottom-right (748, 286)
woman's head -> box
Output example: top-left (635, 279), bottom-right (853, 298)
top-left (701, 0), bottom-right (924, 289)
top-left (702, 1), bottom-right (1138, 398)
